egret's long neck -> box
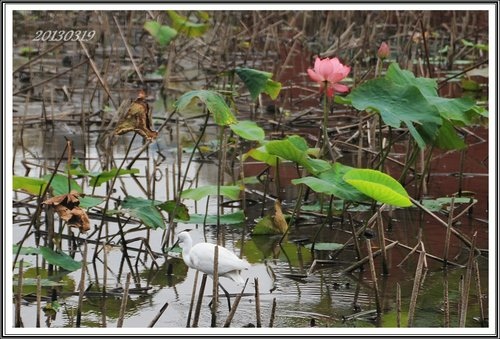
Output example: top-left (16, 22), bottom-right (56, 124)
top-left (181, 236), bottom-right (193, 265)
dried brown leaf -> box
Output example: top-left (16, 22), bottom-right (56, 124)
top-left (114, 90), bottom-right (158, 141)
top-left (43, 190), bottom-right (90, 233)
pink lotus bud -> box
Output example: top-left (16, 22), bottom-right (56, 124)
top-left (377, 42), bottom-right (390, 60)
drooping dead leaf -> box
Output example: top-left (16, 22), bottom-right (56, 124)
top-left (114, 90), bottom-right (158, 141)
top-left (43, 190), bottom-right (90, 233)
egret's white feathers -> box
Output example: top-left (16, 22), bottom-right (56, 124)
top-left (177, 231), bottom-right (249, 284)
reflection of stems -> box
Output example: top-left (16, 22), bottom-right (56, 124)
top-left (310, 195), bottom-right (334, 256)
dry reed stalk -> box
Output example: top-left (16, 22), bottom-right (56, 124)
top-left (357, 118), bottom-right (364, 167)
top-left (269, 298), bottom-right (277, 328)
top-left (396, 283), bottom-right (401, 327)
top-left (348, 214), bottom-right (363, 263)
top-left (15, 259), bottom-right (24, 328)
top-left (211, 246), bottom-right (219, 328)
top-left (254, 277), bottom-right (262, 327)
top-left (443, 274), bottom-right (450, 327)
top-left (397, 240), bottom-right (463, 268)
top-left (407, 245), bottom-right (426, 327)
top-left (342, 240), bottom-right (398, 274)
top-left (223, 279), bottom-right (249, 327)
top-left (76, 242), bottom-right (88, 328)
top-left (459, 231), bottom-right (477, 327)
top-left (473, 259), bottom-right (486, 326)
top-left (79, 40), bottom-right (117, 108)
top-left (113, 15), bottom-right (144, 83)
top-left (376, 209), bottom-right (389, 275)
top-left (457, 275), bottom-right (463, 323)
top-left (192, 274), bottom-right (207, 328)
top-left (366, 239), bottom-right (381, 314)
top-left (186, 270), bottom-right (200, 327)
top-left (443, 197), bottom-right (456, 265)
top-left (36, 275), bottom-right (41, 328)
top-left (148, 301), bottom-right (169, 328)
top-left (102, 242), bottom-right (108, 297)
top-left (410, 197), bottom-right (477, 251)
top-left (117, 272), bottom-right (131, 327)
top-left (13, 60), bottom-right (89, 96)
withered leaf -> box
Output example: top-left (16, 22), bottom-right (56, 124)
top-left (272, 200), bottom-right (288, 234)
top-left (114, 90), bottom-right (158, 141)
top-left (43, 190), bottom-right (91, 233)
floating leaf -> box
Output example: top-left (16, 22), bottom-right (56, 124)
top-left (167, 10), bottom-right (209, 37)
top-left (144, 20), bottom-right (177, 46)
top-left (13, 176), bottom-right (47, 195)
top-left (230, 120), bottom-right (265, 141)
top-left (304, 242), bottom-right (344, 251)
top-left (38, 246), bottom-right (82, 272)
top-left (89, 168), bottom-right (140, 187)
top-left (252, 200), bottom-right (288, 235)
top-left (175, 90), bottom-right (237, 126)
top-left (252, 215), bottom-right (280, 235)
top-left (13, 245), bottom-right (40, 255)
top-left (180, 185), bottom-right (241, 201)
top-left (421, 197), bottom-right (477, 212)
top-left (343, 169), bottom-right (412, 207)
top-left (185, 211), bottom-right (245, 225)
top-left (16, 278), bottom-right (64, 287)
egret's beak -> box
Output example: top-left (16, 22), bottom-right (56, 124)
top-left (162, 238), bottom-right (180, 255)
top-left (172, 238), bottom-right (180, 249)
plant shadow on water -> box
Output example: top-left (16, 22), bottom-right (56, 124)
top-left (10, 9), bottom-right (490, 331)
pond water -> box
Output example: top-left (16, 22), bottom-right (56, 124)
top-left (9, 8), bottom-right (491, 333)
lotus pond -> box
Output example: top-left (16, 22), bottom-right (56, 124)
top-left (8, 7), bottom-right (492, 334)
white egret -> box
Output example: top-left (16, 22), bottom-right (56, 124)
top-left (174, 231), bottom-right (250, 309)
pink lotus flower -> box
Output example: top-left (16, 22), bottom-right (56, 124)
top-left (377, 42), bottom-right (390, 60)
top-left (307, 57), bottom-right (351, 98)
